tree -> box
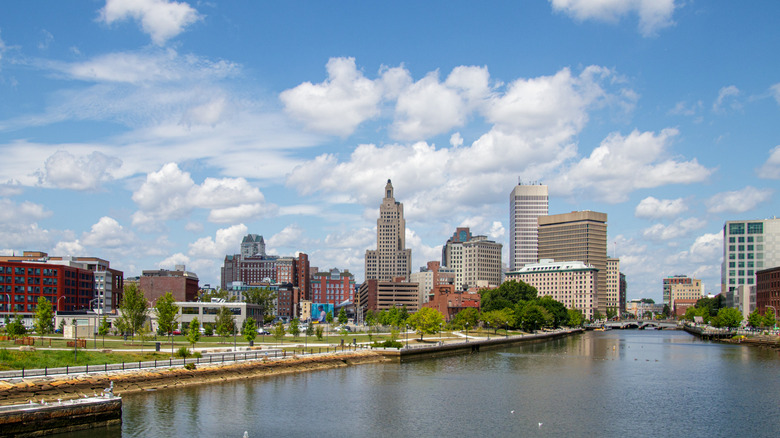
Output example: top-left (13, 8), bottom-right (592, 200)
top-left (325, 311), bottom-right (334, 324)
top-left (199, 288), bottom-right (233, 302)
top-left (33, 296), bottom-right (54, 338)
top-left (406, 308), bottom-right (445, 341)
top-left (6, 314), bottom-right (27, 338)
top-left (187, 317), bottom-right (201, 348)
top-left (118, 283), bottom-right (149, 340)
top-left (606, 307), bottom-right (618, 320)
top-left (518, 304), bottom-right (551, 332)
top-left (717, 307), bottom-right (743, 329)
top-left (58, 318), bottom-right (66, 333)
top-left (536, 296), bottom-right (567, 328)
top-left (481, 309), bottom-right (514, 334)
top-left (449, 308), bottom-right (479, 330)
top-left (242, 317), bottom-right (257, 343)
top-left (764, 308), bottom-right (777, 328)
top-left (592, 310), bottom-right (604, 322)
top-left (338, 308), bottom-right (348, 325)
top-left (567, 308), bottom-right (583, 327)
top-left (315, 325), bottom-right (323, 340)
top-left (154, 292), bottom-right (180, 336)
top-left (203, 323), bottom-right (214, 336)
top-left (306, 323), bottom-right (314, 337)
top-left (215, 306), bottom-right (236, 342)
top-left (243, 287), bottom-right (277, 324)
top-left (661, 304), bottom-right (671, 319)
top-left (747, 309), bottom-right (764, 328)
top-left (289, 318), bottom-right (300, 339)
top-left (695, 296), bottom-right (724, 317)
top-left (98, 316), bottom-right (110, 347)
top-left (364, 310), bottom-right (377, 328)
top-left (273, 322), bottom-right (286, 344)
top-left (479, 280), bottom-right (538, 312)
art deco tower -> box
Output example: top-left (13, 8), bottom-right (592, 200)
top-left (365, 180), bottom-right (412, 281)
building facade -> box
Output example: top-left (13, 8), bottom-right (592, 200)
top-left (422, 284), bottom-right (480, 321)
top-left (509, 182), bottom-right (548, 271)
top-left (669, 278), bottom-right (703, 310)
top-left (311, 268), bottom-right (355, 305)
top-left (365, 180), bottom-right (412, 281)
top-left (355, 279), bottom-right (419, 315)
top-left (505, 259), bottom-right (598, 320)
top-left (463, 236), bottom-right (503, 289)
top-left (442, 227), bottom-right (471, 289)
top-left (538, 211), bottom-right (608, 314)
top-left (241, 234), bottom-right (266, 258)
top-left (410, 261), bottom-right (456, 305)
top-left (0, 260), bottom-right (95, 320)
top-left (619, 272), bottom-right (627, 315)
top-left (756, 266), bottom-right (780, 316)
top-left (605, 258), bottom-right (620, 313)
top-left (663, 275), bottom-right (694, 308)
top-left (722, 218), bottom-right (780, 303)
top-left (140, 266), bottom-right (200, 303)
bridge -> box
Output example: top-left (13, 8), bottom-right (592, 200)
top-left (595, 320), bottom-right (681, 330)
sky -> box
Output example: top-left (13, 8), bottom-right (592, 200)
top-left (0, 1), bottom-right (778, 302)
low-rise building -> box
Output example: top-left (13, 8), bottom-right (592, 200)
top-left (355, 278), bottom-right (419, 317)
top-left (756, 266), bottom-right (780, 315)
top-left (422, 284), bottom-right (480, 321)
top-left (140, 266), bottom-right (199, 303)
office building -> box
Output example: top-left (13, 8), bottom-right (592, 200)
top-left (410, 261), bottom-right (456, 305)
top-left (506, 259), bottom-right (598, 320)
top-left (756, 266), bottom-right (780, 315)
top-left (140, 266), bottom-right (200, 303)
top-left (355, 279), bottom-right (419, 315)
top-left (722, 218), bottom-right (780, 303)
top-left (663, 275), bottom-right (694, 308)
top-left (442, 228), bottom-right (502, 290)
top-left (605, 258), bottom-right (620, 313)
top-left (538, 211), bottom-right (608, 314)
top-left (365, 179), bottom-right (412, 281)
top-left (509, 182), bottom-right (548, 271)
top-left (311, 268), bottom-right (356, 305)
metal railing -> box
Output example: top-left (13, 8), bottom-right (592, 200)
top-left (0, 344), bottom-right (368, 380)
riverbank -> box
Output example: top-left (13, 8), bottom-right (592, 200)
top-left (0, 350), bottom-right (388, 406)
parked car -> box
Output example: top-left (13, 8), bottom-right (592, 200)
top-left (257, 329), bottom-right (271, 335)
top-left (172, 329), bottom-right (181, 335)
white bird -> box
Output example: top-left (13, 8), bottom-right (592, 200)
top-left (538, 422), bottom-right (543, 428)
top-left (510, 410), bottom-right (515, 414)
top-left (243, 432), bottom-right (249, 438)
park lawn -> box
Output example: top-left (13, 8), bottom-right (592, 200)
top-left (0, 348), bottom-right (176, 371)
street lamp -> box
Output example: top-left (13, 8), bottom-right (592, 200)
top-left (405, 325), bottom-right (409, 348)
top-left (439, 323), bottom-right (442, 345)
top-left (4, 293), bottom-right (11, 322)
top-left (89, 298), bottom-right (99, 349)
top-left (56, 296), bottom-right (66, 332)
top-left (465, 322), bottom-right (468, 342)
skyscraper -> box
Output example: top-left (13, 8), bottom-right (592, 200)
top-left (538, 211), bottom-right (608, 315)
top-left (509, 182), bottom-right (548, 271)
top-left (365, 179), bottom-right (412, 281)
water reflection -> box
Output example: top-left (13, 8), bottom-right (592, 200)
top-left (57, 331), bottom-right (780, 438)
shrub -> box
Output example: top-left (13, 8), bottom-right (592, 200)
top-left (176, 346), bottom-right (191, 358)
top-left (184, 363), bottom-right (196, 370)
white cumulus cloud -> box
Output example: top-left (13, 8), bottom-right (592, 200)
top-left (549, 0), bottom-right (677, 36)
top-left (757, 145), bottom-right (780, 179)
top-left (37, 150), bottom-right (121, 191)
top-left (635, 196), bottom-right (687, 219)
top-left (280, 57), bottom-right (382, 136)
top-left (642, 217), bottom-right (706, 241)
top-left (188, 223), bottom-right (248, 258)
top-left (706, 186), bottom-right (773, 213)
top-left (81, 216), bottom-right (135, 248)
top-left (99, 0), bottom-right (201, 46)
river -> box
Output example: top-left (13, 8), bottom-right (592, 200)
top-left (61, 330), bottom-right (780, 438)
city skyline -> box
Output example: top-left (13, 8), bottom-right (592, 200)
top-left (1, 2), bottom-right (779, 301)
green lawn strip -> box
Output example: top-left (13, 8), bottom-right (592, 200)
top-left (0, 348), bottom-right (176, 371)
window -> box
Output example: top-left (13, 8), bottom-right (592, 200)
top-left (738, 237), bottom-right (745, 243)
top-left (747, 222), bottom-right (763, 234)
top-left (729, 223), bottom-right (745, 234)
top-left (729, 237), bottom-right (736, 243)
top-left (729, 245), bottom-right (736, 251)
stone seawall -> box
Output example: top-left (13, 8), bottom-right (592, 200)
top-left (0, 351), bottom-right (388, 407)
top-left (0, 397), bottom-right (121, 437)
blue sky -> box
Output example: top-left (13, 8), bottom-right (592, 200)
top-left (1, 1), bottom-right (778, 301)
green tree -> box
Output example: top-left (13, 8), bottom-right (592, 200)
top-left (449, 308), bottom-right (479, 330)
top-left (273, 322), bottom-right (286, 344)
top-left (695, 296), bottom-right (724, 317)
top-left (479, 280), bottom-right (538, 312)
top-left (606, 307), bottom-right (617, 320)
top-left (306, 322), bottom-right (314, 337)
top-left (187, 317), bottom-right (201, 348)
top-left (661, 304), bottom-right (671, 319)
top-left (566, 308), bottom-right (583, 327)
top-left (764, 308), bottom-right (777, 328)
top-left (481, 309), bottom-right (514, 334)
top-left (716, 307), bottom-right (743, 329)
top-left (242, 317), bottom-right (257, 343)
top-left (338, 307), bottom-right (348, 325)
top-left (747, 309), bottom-right (764, 328)
top-left (203, 323), bottom-right (214, 336)
top-left (536, 296), bottom-right (567, 328)
top-left (199, 288), bottom-right (232, 302)
top-left (398, 305), bottom-right (410, 324)
top-left (243, 287), bottom-right (277, 324)
top-left (325, 311), bottom-right (334, 324)
top-left (6, 314), bottom-right (27, 338)
top-left (592, 310), bottom-right (604, 322)
top-left (364, 310), bottom-right (377, 328)
top-left (33, 296), bottom-right (54, 338)
top-left (154, 292), bottom-right (179, 336)
top-left (215, 306), bottom-right (236, 342)
top-left (58, 318), bottom-right (66, 333)
top-left (98, 316), bottom-right (110, 347)
top-left (118, 283), bottom-right (149, 340)
top-left (518, 304), bottom-right (551, 332)
top-left (406, 308), bottom-right (445, 341)
top-left (289, 318), bottom-right (300, 339)
top-left (315, 325), bottom-right (323, 340)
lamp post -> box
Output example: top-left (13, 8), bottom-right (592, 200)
top-left (89, 298), bottom-right (99, 349)
top-left (56, 296), bottom-right (66, 332)
top-left (405, 325), bottom-right (409, 348)
top-left (4, 293), bottom-right (11, 322)
top-left (465, 322), bottom-right (468, 342)
top-left (73, 319), bottom-right (78, 362)
top-left (439, 323), bottom-right (442, 345)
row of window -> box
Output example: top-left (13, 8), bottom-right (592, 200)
top-left (728, 222), bottom-right (763, 235)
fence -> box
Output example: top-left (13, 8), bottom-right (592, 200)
top-left (0, 343), bottom-right (368, 380)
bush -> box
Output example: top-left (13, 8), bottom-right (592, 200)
top-left (372, 340), bottom-right (403, 349)
top-left (176, 346), bottom-right (191, 358)
top-left (184, 363), bottom-right (196, 370)
top-left (192, 351), bottom-right (202, 358)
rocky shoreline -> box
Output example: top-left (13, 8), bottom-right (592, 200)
top-left (0, 351), bottom-right (389, 406)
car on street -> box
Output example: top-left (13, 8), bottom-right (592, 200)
top-left (257, 329), bottom-right (271, 335)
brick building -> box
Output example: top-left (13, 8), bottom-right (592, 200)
top-left (422, 284), bottom-right (480, 321)
top-left (0, 260), bottom-right (95, 319)
top-left (356, 278), bottom-right (419, 316)
top-left (756, 266), bottom-right (780, 315)
top-left (139, 266), bottom-right (199, 303)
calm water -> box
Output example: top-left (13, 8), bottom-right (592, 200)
top-left (63, 330), bottom-right (780, 438)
